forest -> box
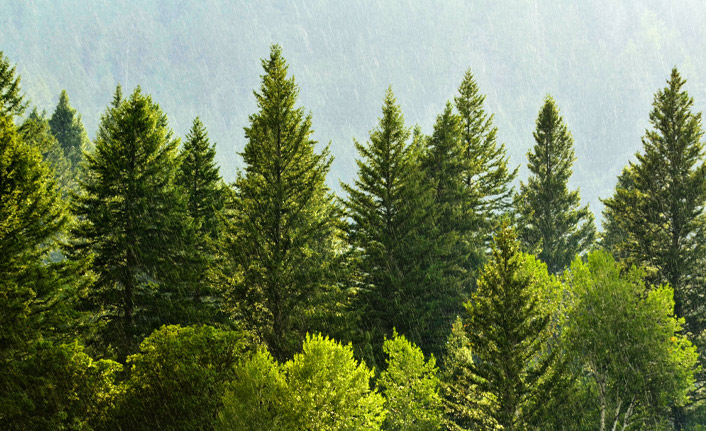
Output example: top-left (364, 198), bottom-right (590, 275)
top-left (1, 38), bottom-right (706, 431)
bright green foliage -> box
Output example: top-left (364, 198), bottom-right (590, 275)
top-left (0, 52), bottom-right (26, 119)
top-left (378, 331), bottom-right (443, 431)
top-left (177, 117), bottom-right (225, 241)
top-left (451, 224), bottom-right (565, 430)
top-left (344, 87), bottom-right (450, 365)
top-left (106, 325), bottom-right (248, 431)
top-left (71, 87), bottom-right (198, 359)
top-left (564, 251), bottom-right (698, 431)
top-left (286, 333), bottom-right (386, 431)
top-left (219, 45), bottom-right (343, 361)
top-left (454, 69), bottom-right (517, 256)
top-left (20, 108), bottom-right (74, 193)
top-left (218, 333), bottom-right (386, 431)
top-left (0, 340), bottom-right (121, 431)
top-left (49, 89), bottom-right (90, 169)
top-left (515, 96), bottom-right (596, 274)
top-left (217, 349), bottom-right (288, 431)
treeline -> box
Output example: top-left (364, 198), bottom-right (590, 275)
top-left (0, 45), bottom-right (704, 430)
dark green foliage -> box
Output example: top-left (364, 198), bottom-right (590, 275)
top-left (378, 331), bottom-right (443, 431)
top-left (49, 89), bottom-right (90, 169)
top-left (219, 45), bottom-right (343, 361)
top-left (71, 87), bottom-right (199, 359)
top-left (0, 340), bottom-right (120, 431)
top-left (455, 69), bottom-right (517, 258)
top-left (177, 117), bottom-right (225, 241)
top-left (0, 52), bottom-right (26, 120)
top-left (447, 224), bottom-right (565, 430)
top-left (105, 325), bottom-right (248, 431)
top-left (420, 101), bottom-right (472, 326)
top-left (344, 88), bottom-right (450, 365)
top-left (515, 96), bottom-right (596, 273)
top-left (602, 68), bottom-right (706, 328)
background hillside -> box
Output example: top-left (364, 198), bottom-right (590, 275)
top-left (3, 0), bottom-right (706, 223)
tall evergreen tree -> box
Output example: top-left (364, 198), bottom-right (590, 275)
top-left (0, 51), bottom-right (26, 120)
top-left (447, 224), bottom-right (565, 430)
top-left (344, 88), bottom-right (454, 365)
top-left (454, 69), bottom-right (517, 262)
top-left (602, 69), bottom-right (706, 429)
top-left (49, 90), bottom-right (90, 169)
top-left (515, 96), bottom-right (596, 273)
top-left (177, 117), bottom-right (225, 241)
top-left (71, 86), bottom-right (196, 359)
top-left (219, 45), bottom-right (342, 361)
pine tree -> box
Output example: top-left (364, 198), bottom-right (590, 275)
top-left (219, 45), bottom-right (342, 361)
top-left (454, 69), bottom-right (516, 261)
top-left (177, 117), bottom-right (225, 241)
top-left (49, 90), bottom-right (90, 169)
top-left (515, 96), bottom-right (595, 273)
top-left (71, 86), bottom-right (196, 358)
top-left (602, 69), bottom-right (706, 429)
top-left (450, 224), bottom-right (564, 430)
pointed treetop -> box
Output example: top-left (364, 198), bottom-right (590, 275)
top-left (0, 52), bottom-right (27, 119)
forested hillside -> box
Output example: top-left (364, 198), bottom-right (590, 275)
top-left (3, 0), bottom-right (706, 216)
top-left (4, 2), bottom-right (706, 430)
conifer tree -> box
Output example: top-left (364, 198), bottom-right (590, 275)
top-left (0, 51), bottom-right (26, 120)
top-left (454, 69), bottom-right (516, 259)
top-left (219, 45), bottom-right (342, 361)
top-left (177, 117), bottom-right (225, 241)
top-left (71, 86), bottom-right (196, 358)
top-left (449, 224), bottom-right (564, 430)
top-left (0, 113), bottom-right (68, 361)
top-left (603, 68), bottom-right (706, 328)
top-left (515, 96), bottom-right (595, 273)
top-left (49, 90), bottom-right (90, 168)
top-left (345, 88), bottom-right (454, 365)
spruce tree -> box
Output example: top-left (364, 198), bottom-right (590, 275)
top-left (219, 45), bottom-right (342, 361)
top-left (344, 88), bottom-right (454, 365)
top-left (71, 86), bottom-right (196, 358)
top-left (449, 224), bottom-right (564, 430)
top-left (49, 90), bottom-right (90, 169)
top-left (454, 69), bottom-right (517, 261)
top-left (177, 117), bottom-right (225, 241)
top-left (515, 96), bottom-right (596, 273)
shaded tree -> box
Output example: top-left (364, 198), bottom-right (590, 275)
top-left (515, 96), bottom-right (595, 273)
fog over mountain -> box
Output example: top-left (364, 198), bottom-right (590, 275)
top-left (3, 0), bottom-right (706, 223)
